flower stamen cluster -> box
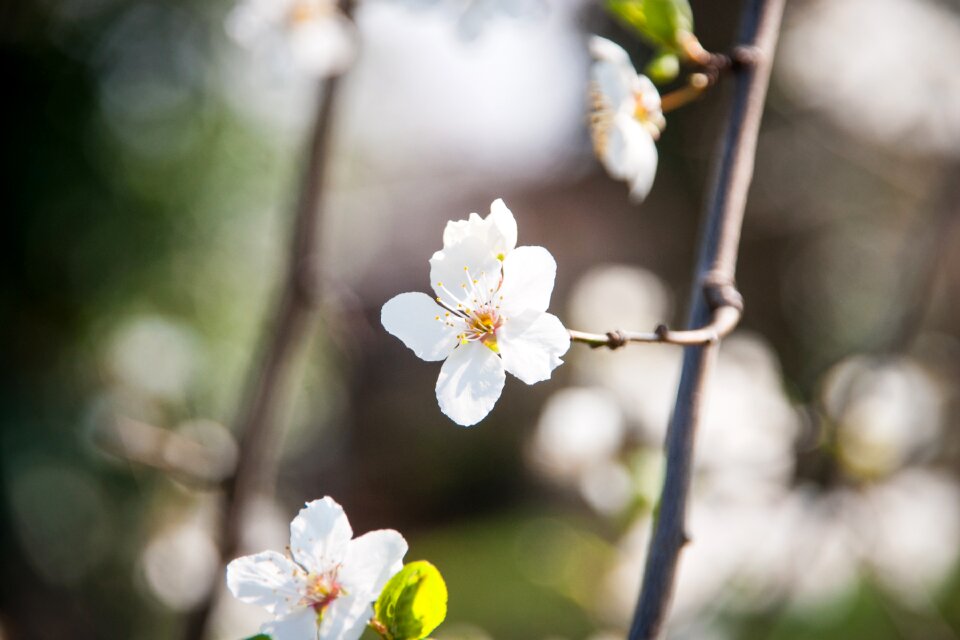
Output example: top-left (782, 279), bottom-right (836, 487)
top-left (433, 267), bottom-right (506, 350)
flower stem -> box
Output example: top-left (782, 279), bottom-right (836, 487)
top-left (659, 73), bottom-right (712, 113)
top-left (626, 0), bottom-right (785, 638)
top-left (568, 279), bottom-right (743, 348)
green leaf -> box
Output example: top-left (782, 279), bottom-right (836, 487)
top-left (605, 0), bottom-right (694, 54)
top-left (374, 561), bottom-right (448, 640)
top-left (644, 51), bottom-right (680, 84)
top-left (242, 635), bottom-right (270, 640)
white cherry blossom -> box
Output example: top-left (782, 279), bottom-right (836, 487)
top-left (589, 36), bottom-right (665, 201)
top-left (226, 497), bottom-right (407, 640)
top-left (226, 0), bottom-right (357, 78)
top-left (382, 205), bottom-right (570, 426)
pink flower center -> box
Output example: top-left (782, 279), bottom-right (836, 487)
top-left (467, 307), bottom-right (503, 350)
top-left (434, 266), bottom-right (506, 352)
top-left (303, 573), bottom-right (342, 613)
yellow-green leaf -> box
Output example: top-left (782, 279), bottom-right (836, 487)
top-left (373, 561), bottom-right (448, 640)
top-left (605, 0), bottom-right (694, 54)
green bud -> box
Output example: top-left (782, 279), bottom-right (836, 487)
top-left (645, 51), bottom-right (680, 84)
top-left (605, 0), bottom-right (695, 55)
top-left (373, 561), bottom-right (448, 640)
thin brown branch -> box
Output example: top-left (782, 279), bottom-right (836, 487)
top-left (626, 0), bottom-right (785, 638)
top-left (181, 10), bottom-right (352, 636)
top-left (660, 72), bottom-right (713, 114)
top-left (569, 279), bottom-right (743, 348)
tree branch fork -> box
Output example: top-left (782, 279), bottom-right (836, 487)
top-left (568, 274), bottom-right (744, 349)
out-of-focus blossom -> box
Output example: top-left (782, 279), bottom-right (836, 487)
top-left (696, 336), bottom-right (800, 501)
top-left (529, 387), bottom-right (624, 484)
top-left (393, 0), bottom-right (548, 41)
top-left (382, 203), bottom-right (569, 426)
top-left (822, 355), bottom-right (946, 479)
top-left (778, 0), bottom-right (960, 157)
top-left (142, 514), bottom-right (220, 611)
top-left (588, 36), bottom-right (665, 201)
top-left (226, 0), bottom-right (357, 78)
top-left (227, 497), bottom-right (407, 640)
top-left (107, 316), bottom-right (201, 402)
top-left (567, 265), bottom-right (678, 434)
top-left (567, 264), bottom-right (672, 335)
top-left (850, 469), bottom-right (960, 602)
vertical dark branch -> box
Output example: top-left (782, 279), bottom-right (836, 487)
top-left (181, 3), bottom-right (355, 635)
top-left (222, 70), bottom-right (341, 572)
top-left (627, 0), bottom-right (785, 638)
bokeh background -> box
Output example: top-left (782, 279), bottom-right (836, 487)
top-left (4, 0), bottom-right (960, 638)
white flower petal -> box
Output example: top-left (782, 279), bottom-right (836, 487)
top-left (226, 550), bottom-right (304, 617)
top-left (429, 236), bottom-right (502, 305)
top-left (435, 341), bottom-right (506, 426)
top-left (382, 292), bottom-right (459, 362)
top-left (499, 311), bottom-right (570, 384)
top-left (340, 529), bottom-right (408, 596)
top-left (498, 246), bottom-right (557, 316)
top-left (442, 212), bottom-right (485, 249)
top-left (319, 593), bottom-right (374, 640)
top-left (603, 114), bottom-right (658, 201)
top-left (486, 198), bottom-right (518, 256)
top-left (440, 199), bottom-right (518, 259)
top-left (589, 36), bottom-right (637, 112)
top-left (289, 497), bottom-right (353, 574)
top-left (261, 607), bottom-right (318, 640)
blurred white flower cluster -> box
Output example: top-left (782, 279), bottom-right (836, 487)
top-left (391, 0), bottom-right (549, 41)
top-left (529, 264), bottom-right (960, 635)
top-left (778, 0), bottom-right (960, 157)
top-left (226, 0), bottom-right (357, 78)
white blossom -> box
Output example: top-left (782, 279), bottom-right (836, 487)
top-left (226, 497), bottom-right (407, 640)
top-left (382, 201), bottom-right (569, 426)
top-left (588, 36), bottom-right (665, 201)
top-left (226, 0), bottom-right (357, 78)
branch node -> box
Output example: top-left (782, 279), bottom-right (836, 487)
top-left (731, 45), bottom-right (762, 69)
top-left (654, 324), bottom-right (670, 340)
top-left (702, 272), bottom-right (744, 312)
top-left (605, 330), bottom-right (629, 349)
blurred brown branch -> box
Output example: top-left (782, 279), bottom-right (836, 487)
top-left (93, 416), bottom-right (237, 486)
top-left (182, 5), bottom-right (354, 638)
top-left (626, 0), bottom-right (785, 638)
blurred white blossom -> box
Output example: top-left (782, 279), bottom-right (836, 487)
top-left (589, 36), bottom-right (664, 201)
top-left (850, 469), bottom-right (960, 602)
top-left (823, 355), bottom-right (946, 479)
top-left (391, 0), bottom-right (549, 41)
top-left (529, 387), bottom-right (624, 484)
top-left (226, 0), bottom-right (357, 78)
top-left (142, 514), bottom-right (220, 610)
top-left (778, 0), bottom-right (960, 156)
top-left (107, 316), bottom-right (200, 401)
